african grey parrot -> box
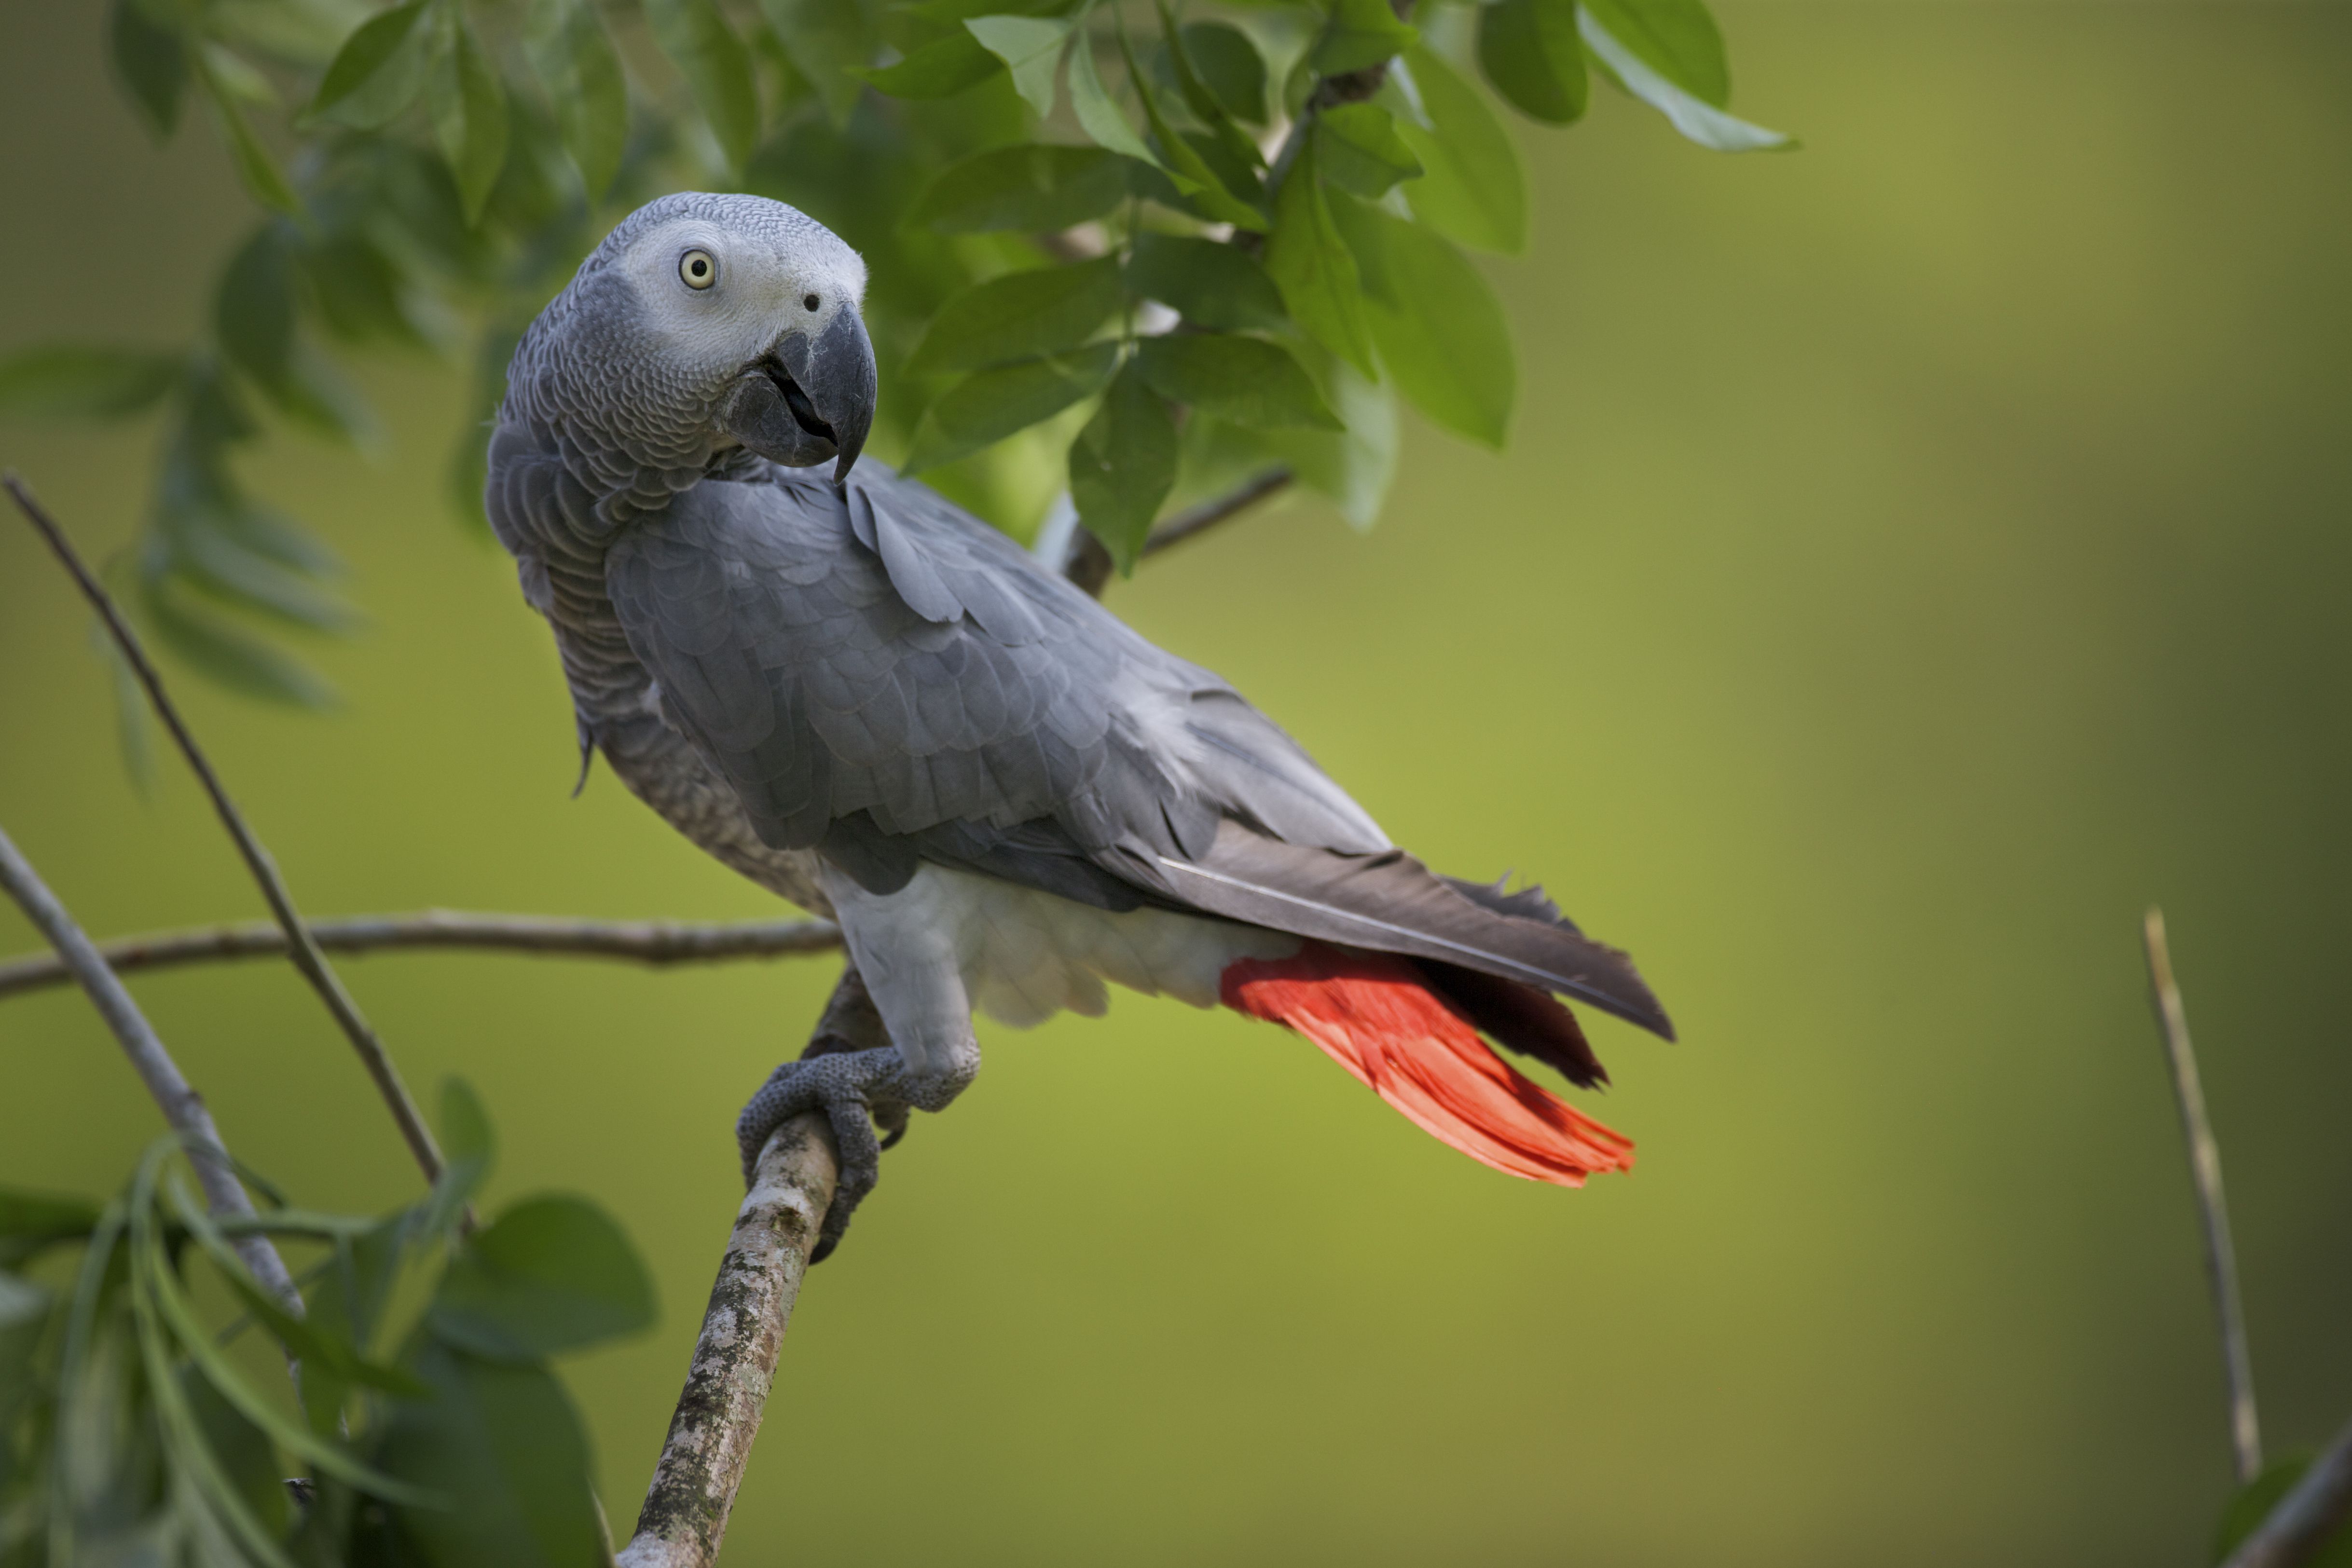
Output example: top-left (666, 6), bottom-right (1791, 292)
top-left (486, 192), bottom-right (1673, 1257)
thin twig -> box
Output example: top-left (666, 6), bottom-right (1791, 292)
top-left (2219, 1413), bottom-right (2352, 1568)
top-left (6, 471), bottom-right (446, 1186)
top-left (0, 911), bottom-right (844, 1002)
top-left (1063, 466), bottom-right (1295, 598)
top-left (0, 820), bottom-right (301, 1317)
top-left (617, 1111), bottom-right (838, 1568)
top-left (2143, 907), bottom-right (2262, 1484)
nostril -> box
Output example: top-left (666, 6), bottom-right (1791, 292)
top-left (803, 293), bottom-right (820, 311)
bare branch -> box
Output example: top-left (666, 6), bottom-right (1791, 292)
top-left (0, 910), bottom-right (844, 1002)
top-left (0, 820), bottom-right (300, 1316)
top-left (1062, 466), bottom-right (1295, 599)
top-left (2143, 907), bottom-right (2262, 1483)
top-left (6, 471), bottom-right (446, 1187)
top-left (2219, 1414), bottom-right (2352, 1568)
top-left (617, 1111), bottom-right (838, 1568)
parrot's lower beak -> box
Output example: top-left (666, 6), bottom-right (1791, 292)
top-left (716, 309), bottom-right (877, 483)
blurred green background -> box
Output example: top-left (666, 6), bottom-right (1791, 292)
top-left (4, 2), bottom-right (2350, 1563)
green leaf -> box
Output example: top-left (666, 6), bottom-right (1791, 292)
top-left (1579, 0), bottom-right (1725, 105)
top-left (1317, 101), bottom-right (1420, 197)
top-left (426, 3), bottom-right (510, 223)
top-left (1332, 198), bottom-right (1514, 446)
top-left (110, 0), bottom-right (189, 136)
top-left (964, 14), bottom-right (1071, 118)
top-left (0, 1187), bottom-right (102, 1268)
top-left (525, 0), bottom-right (629, 199)
top-left (1311, 0), bottom-right (1417, 77)
top-left (907, 143), bottom-right (1131, 233)
top-left (1065, 30), bottom-right (1158, 166)
top-left (428, 1196), bottom-right (657, 1362)
top-left (1127, 233), bottom-right (1288, 332)
top-left (860, 29), bottom-right (1003, 98)
top-left (180, 1366), bottom-right (291, 1541)
top-left (1069, 358), bottom-right (1176, 573)
top-left (759, 0), bottom-right (872, 124)
top-left (0, 1270), bottom-right (49, 1418)
top-left (2213, 1454), bottom-right (2352, 1567)
top-left (1118, 26), bottom-right (1265, 231)
top-left (1138, 334), bottom-right (1339, 429)
top-left (373, 1338), bottom-right (605, 1568)
top-left (1182, 22), bottom-right (1265, 124)
top-left (204, 76), bottom-right (302, 215)
top-left (646, 0), bottom-right (762, 168)
top-left (129, 1165), bottom-right (431, 1505)
top-left (906, 343), bottom-right (1118, 472)
top-left (1478, 0), bottom-right (1585, 124)
top-left (1576, 8), bottom-right (1787, 151)
top-left (1393, 45), bottom-right (1526, 254)
top-left (1263, 133), bottom-right (1373, 376)
top-left (215, 223), bottom-right (296, 395)
top-left (907, 256), bottom-right (1123, 374)
top-left (0, 345), bottom-right (182, 418)
top-left (309, 0), bottom-right (431, 129)
top-left (142, 577), bottom-right (338, 708)
top-left (172, 510), bottom-right (361, 633)
top-left (420, 1077), bottom-right (497, 1241)
top-left (1157, 3), bottom-right (1262, 171)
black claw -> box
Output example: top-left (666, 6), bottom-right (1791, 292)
top-left (878, 1122), bottom-right (908, 1151)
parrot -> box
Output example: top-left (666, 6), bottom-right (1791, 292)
top-left (485, 192), bottom-right (1673, 1257)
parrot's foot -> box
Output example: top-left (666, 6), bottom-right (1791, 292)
top-left (735, 1043), bottom-right (975, 1262)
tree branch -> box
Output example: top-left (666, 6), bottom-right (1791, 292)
top-left (0, 819), bottom-right (300, 1316)
top-left (6, 471), bottom-right (446, 1187)
top-left (0, 911), bottom-right (844, 1002)
top-left (2220, 1414), bottom-right (2352, 1568)
top-left (2143, 907), bottom-right (2263, 1483)
top-left (1062, 466), bottom-right (1295, 598)
top-left (617, 1111), bottom-right (838, 1568)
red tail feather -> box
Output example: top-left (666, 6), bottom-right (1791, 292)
top-left (1221, 943), bottom-right (1635, 1185)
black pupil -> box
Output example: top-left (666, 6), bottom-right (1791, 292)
top-left (689, 258), bottom-right (708, 277)
top-left (804, 294), bottom-right (820, 310)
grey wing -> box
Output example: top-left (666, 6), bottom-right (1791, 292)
top-left (606, 463), bottom-right (1672, 1039)
top-left (604, 463), bottom-right (1389, 905)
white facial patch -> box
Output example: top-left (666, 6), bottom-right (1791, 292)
top-left (616, 216), bottom-right (868, 380)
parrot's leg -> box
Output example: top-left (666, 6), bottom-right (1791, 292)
top-left (735, 958), bottom-right (978, 1261)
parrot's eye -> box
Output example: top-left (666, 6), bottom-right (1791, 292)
top-left (679, 250), bottom-right (717, 290)
top-left (803, 293), bottom-right (820, 311)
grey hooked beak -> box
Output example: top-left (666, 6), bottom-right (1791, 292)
top-left (715, 308), bottom-right (877, 483)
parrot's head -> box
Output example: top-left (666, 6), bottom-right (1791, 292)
top-left (520, 192), bottom-right (876, 485)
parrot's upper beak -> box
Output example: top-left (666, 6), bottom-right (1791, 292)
top-left (716, 307), bottom-right (877, 484)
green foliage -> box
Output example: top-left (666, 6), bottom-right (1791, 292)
top-left (0, 1086), bottom-right (655, 1568)
top-left (25, 0), bottom-right (1782, 715)
top-left (2212, 1454), bottom-right (2352, 1567)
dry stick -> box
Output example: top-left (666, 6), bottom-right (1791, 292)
top-left (5, 472), bottom-right (446, 1186)
top-left (2143, 907), bottom-right (2263, 1484)
top-left (2220, 1413), bottom-right (2352, 1568)
top-left (615, 1112), bottom-right (838, 1568)
top-left (0, 821), bottom-right (301, 1317)
top-left (0, 911), bottom-right (843, 1002)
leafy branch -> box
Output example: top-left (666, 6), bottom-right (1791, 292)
top-left (2, 0), bottom-right (1784, 720)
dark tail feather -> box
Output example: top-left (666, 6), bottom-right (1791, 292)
top-left (1149, 820), bottom-right (1675, 1039)
top-left (1416, 960), bottom-right (1609, 1089)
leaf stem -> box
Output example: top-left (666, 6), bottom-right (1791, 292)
top-left (5, 471), bottom-right (447, 1188)
top-left (2142, 906), bottom-right (2262, 1484)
